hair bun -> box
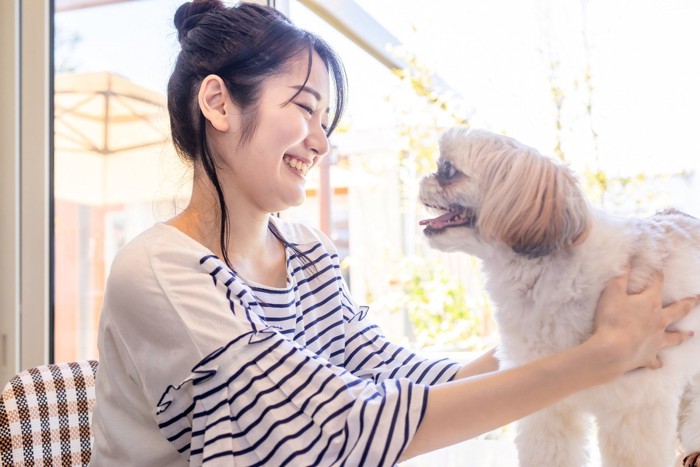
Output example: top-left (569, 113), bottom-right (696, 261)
top-left (174, 0), bottom-right (224, 43)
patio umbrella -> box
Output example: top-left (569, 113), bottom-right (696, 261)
top-left (54, 71), bottom-right (188, 205)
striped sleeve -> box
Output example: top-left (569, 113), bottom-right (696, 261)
top-left (340, 281), bottom-right (461, 386)
top-left (304, 223), bottom-right (461, 386)
top-left (154, 258), bottom-right (430, 467)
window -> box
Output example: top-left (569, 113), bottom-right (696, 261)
top-left (53, 0), bottom-right (188, 361)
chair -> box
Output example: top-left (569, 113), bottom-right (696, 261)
top-left (0, 360), bottom-right (99, 467)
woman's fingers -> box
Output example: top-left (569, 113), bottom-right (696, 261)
top-left (655, 296), bottom-right (698, 356)
top-left (647, 270), bottom-right (664, 293)
top-left (610, 263), bottom-right (631, 290)
top-left (634, 271), bottom-right (664, 310)
top-left (662, 296), bottom-right (699, 326)
top-left (595, 265), bottom-right (697, 373)
top-left (662, 329), bottom-right (693, 349)
top-left (648, 357), bottom-right (662, 370)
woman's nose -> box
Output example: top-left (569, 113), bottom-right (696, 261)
top-left (307, 123), bottom-right (329, 157)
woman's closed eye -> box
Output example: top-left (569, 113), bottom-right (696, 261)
top-left (296, 103), bottom-right (315, 116)
top-left (297, 102), bottom-right (329, 133)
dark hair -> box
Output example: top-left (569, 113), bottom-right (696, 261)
top-left (168, 0), bottom-right (347, 269)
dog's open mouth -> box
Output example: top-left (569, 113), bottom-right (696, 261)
top-left (419, 205), bottom-right (476, 233)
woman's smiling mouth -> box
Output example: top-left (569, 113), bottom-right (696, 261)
top-left (283, 155), bottom-right (311, 176)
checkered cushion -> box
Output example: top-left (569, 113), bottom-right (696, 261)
top-left (0, 360), bottom-right (99, 467)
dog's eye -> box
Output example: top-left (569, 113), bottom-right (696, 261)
top-left (438, 161), bottom-right (457, 179)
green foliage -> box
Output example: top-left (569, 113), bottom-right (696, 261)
top-left (375, 255), bottom-right (491, 351)
top-left (54, 27), bottom-right (82, 73)
top-left (391, 51), bottom-right (470, 127)
top-left (540, 3), bottom-right (691, 210)
top-left (375, 48), bottom-right (493, 350)
top-left (388, 48), bottom-right (471, 177)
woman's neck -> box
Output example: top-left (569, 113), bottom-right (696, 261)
top-left (167, 176), bottom-right (288, 288)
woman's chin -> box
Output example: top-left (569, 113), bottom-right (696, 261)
top-left (289, 192), bottom-right (306, 207)
top-left (272, 192), bottom-right (306, 212)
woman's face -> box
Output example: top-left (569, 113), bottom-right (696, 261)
top-left (214, 50), bottom-right (331, 213)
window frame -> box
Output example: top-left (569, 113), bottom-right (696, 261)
top-left (0, 0), bottom-right (52, 385)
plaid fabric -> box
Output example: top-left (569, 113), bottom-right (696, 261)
top-left (0, 360), bottom-right (98, 467)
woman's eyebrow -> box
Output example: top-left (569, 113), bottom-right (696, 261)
top-left (290, 85), bottom-right (322, 101)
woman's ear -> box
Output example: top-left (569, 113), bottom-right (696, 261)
top-left (198, 74), bottom-right (235, 132)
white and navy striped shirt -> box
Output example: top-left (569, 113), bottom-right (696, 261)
top-left (91, 218), bottom-right (460, 466)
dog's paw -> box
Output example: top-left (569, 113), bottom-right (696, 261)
top-left (684, 452), bottom-right (700, 467)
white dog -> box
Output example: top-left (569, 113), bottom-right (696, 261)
top-left (418, 127), bottom-right (700, 467)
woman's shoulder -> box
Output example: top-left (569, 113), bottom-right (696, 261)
top-left (107, 223), bottom-right (212, 285)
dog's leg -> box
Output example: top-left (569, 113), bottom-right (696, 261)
top-left (595, 395), bottom-right (679, 467)
top-left (515, 402), bottom-right (589, 467)
top-left (680, 374), bottom-right (700, 466)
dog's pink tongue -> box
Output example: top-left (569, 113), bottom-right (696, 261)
top-left (419, 211), bottom-right (456, 229)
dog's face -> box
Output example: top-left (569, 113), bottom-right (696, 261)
top-left (419, 127), bottom-right (591, 258)
top-left (418, 127), bottom-right (484, 253)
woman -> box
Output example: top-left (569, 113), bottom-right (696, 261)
top-left (90, 1), bottom-right (696, 465)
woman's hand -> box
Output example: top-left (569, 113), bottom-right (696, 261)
top-left (591, 265), bottom-right (697, 377)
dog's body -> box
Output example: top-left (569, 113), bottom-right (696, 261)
top-left (419, 127), bottom-right (700, 466)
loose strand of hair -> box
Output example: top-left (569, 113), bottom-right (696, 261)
top-left (268, 220), bottom-right (318, 276)
top-left (197, 113), bottom-right (233, 269)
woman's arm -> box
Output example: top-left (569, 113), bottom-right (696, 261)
top-left (401, 269), bottom-right (698, 461)
top-left (453, 348), bottom-right (499, 380)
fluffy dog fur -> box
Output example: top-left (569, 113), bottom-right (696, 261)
top-left (419, 127), bottom-right (700, 467)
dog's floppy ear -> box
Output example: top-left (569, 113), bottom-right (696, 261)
top-left (477, 142), bottom-right (590, 258)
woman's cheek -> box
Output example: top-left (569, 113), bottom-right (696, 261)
top-left (279, 113), bottom-right (310, 144)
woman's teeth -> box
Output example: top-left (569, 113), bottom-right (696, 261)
top-left (283, 156), bottom-right (310, 176)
